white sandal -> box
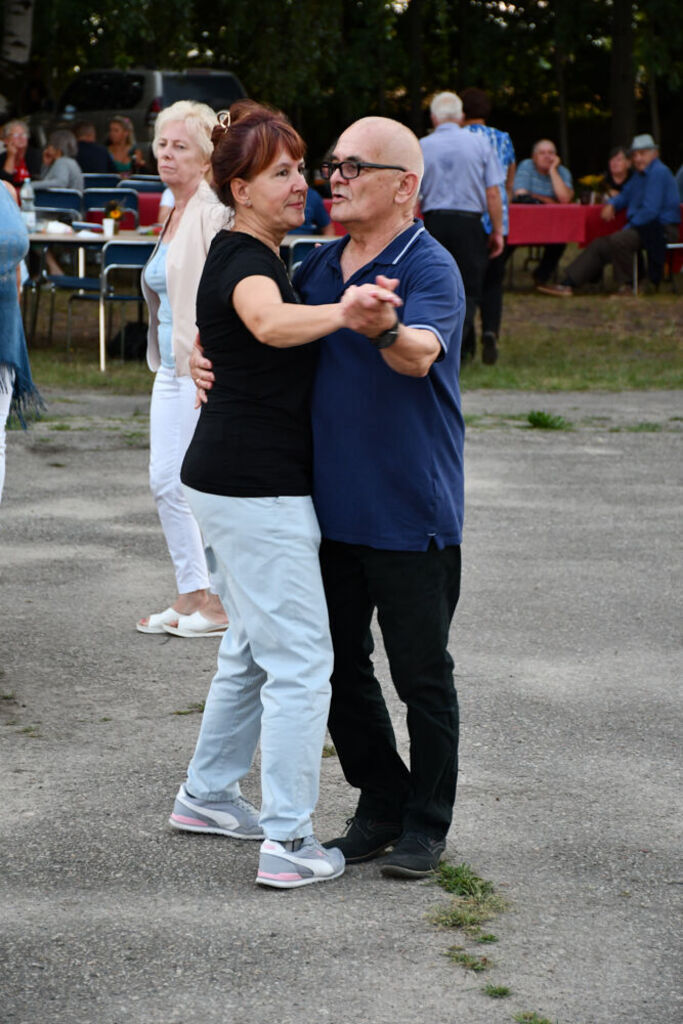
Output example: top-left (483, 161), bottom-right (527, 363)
top-left (136, 606), bottom-right (179, 634)
top-left (163, 609), bottom-right (228, 638)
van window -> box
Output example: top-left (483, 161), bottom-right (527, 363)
top-left (60, 72), bottom-right (145, 112)
top-left (161, 73), bottom-right (245, 110)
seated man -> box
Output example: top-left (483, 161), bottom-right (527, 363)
top-left (513, 139), bottom-right (574, 288)
top-left (74, 122), bottom-right (118, 174)
top-left (538, 134), bottom-right (681, 296)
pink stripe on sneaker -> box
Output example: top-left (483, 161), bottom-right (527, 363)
top-left (172, 813), bottom-right (210, 827)
top-left (257, 871), bottom-right (301, 881)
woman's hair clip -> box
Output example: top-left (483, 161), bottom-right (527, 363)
top-left (216, 110), bottom-right (231, 133)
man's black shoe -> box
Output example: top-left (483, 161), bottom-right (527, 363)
top-left (481, 331), bottom-right (499, 365)
top-left (323, 816), bottom-right (402, 863)
top-left (379, 831), bottom-right (446, 879)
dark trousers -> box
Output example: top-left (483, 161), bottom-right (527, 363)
top-left (480, 241), bottom-right (507, 337)
top-left (424, 210), bottom-right (488, 358)
top-left (320, 538), bottom-right (461, 840)
top-left (565, 223), bottom-right (678, 288)
top-left (533, 243), bottom-right (566, 284)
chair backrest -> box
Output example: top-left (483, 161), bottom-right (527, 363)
top-left (118, 178), bottom-right (163, 193)
top-left (34, 188), bottom-right (83, 215)
top-left (83, 187), bottom-right (139, 213)
top-left (83, 173), bottom-right (120, 189)
top-left (102, 239), bottom-right (156, 272)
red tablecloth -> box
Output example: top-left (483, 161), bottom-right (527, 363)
top-left (325, 198), bottom-right (683, 272)
top-left (507, 204), bottom-right (627, 245)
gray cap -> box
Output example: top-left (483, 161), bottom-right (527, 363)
top-left (631, 133), bottom-right (658, 151)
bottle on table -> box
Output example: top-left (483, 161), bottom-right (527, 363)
top-left (20, 178), bottom-right (36, 230)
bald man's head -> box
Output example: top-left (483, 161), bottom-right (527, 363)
top-left (339, 117), bottom-right (423, 180)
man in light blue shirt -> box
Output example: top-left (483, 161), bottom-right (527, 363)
top-left (512, 138), bottom-right (574, 288)
top-left (420, 91), bottom-right (504, 362)
top-left (538, 134), bottom-right (681, 295)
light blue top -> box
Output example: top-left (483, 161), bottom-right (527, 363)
top-left (143, 243), bottom-right (174, 368)
top-left (420, 122), bottom-right (504, 215)
top-left (513, 158), bottom-right (573, 198)
top-left (466, 124), bottom-right (515, 235)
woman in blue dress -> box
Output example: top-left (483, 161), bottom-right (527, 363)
top-left (0, 180), bottom-right (42, 502)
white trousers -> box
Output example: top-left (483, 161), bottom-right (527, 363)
top-left (149, 367), bottom-right (209, 593)
top-left (183, 487), bottom-right (333, 840)
top-left (0, 366), bottom-right (14, 504)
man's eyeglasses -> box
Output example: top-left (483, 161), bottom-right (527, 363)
top-left (320, 160), bottom-right (407, 180)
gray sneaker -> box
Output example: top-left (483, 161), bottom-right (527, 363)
top-left (169, 784), bottom-right (264, 839)
top-left (256, 835), bottom-right (345, 889)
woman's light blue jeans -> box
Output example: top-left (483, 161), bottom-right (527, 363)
top-left (182, 486), bottom-right (333, 841)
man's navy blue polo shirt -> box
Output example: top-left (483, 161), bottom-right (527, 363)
top-left (293, 220), bottom-right (466, 552)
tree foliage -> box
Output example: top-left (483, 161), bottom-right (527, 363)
top-left (3, 0), bottom-right (682, 171)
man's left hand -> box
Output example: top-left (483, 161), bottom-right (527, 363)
top-left (488, 231), bottom-right (504, 258)
top-left (601, 203), bottom-right (616, 222)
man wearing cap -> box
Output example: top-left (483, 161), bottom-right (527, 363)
top-left (419, 91), bottom-right (504, 362)
top-left (538, 134), bottom-right (680, 295)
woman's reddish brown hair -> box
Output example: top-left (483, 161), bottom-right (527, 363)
top-left (211, 100), bottom-right (306, 209)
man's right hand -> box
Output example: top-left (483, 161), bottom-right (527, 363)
top-left (189, 335), bottom-right (215, 407)
top-left (601, 203), bottom-right (616, 222)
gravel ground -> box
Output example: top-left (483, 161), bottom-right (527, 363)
top-left (1, 387), bottom-right (681, 1024)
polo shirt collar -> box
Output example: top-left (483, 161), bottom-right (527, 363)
top-left (329, 219), bottom-right (426, 281)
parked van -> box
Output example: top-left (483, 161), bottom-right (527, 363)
top-left (28, 68), bottom-right (246, 147)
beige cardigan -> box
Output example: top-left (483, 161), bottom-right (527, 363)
top-left (142, 179), bottom-right (233, 378)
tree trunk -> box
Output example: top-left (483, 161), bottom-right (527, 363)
top-left (610, 0), bottom-right (635, 148)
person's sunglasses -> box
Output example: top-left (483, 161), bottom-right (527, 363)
top-left (320, 159), bottom-right (406, 180)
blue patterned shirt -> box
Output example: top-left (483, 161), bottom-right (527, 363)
top-left (466, 124), bottom-right (515, 235)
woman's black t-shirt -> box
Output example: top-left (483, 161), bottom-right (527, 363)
top-left (180, 231), bottom-right (318, 497)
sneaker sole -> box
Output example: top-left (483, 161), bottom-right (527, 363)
top-left (380, 862), bottom-right (439, 879)
top-left (256, 864), bottom-right (345, 889)
top-left (168, 813), bottom-right (263, 840)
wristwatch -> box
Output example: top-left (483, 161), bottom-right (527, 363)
top-left (370, 315), bottom-right (401, 349)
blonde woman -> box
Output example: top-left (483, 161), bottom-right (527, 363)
top-left (106, 115), bottom-right (145, 175)
top-left (137, 101), bottom-right (231, 637)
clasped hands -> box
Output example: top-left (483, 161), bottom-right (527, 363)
top-left (190, 275), bottom-right (403, 406)
top-left (339, 274), bottom-right (402, 335)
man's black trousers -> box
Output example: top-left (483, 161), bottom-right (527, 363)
top-left (423, 209), bottom-right (488, 359)
top-left (320, 538), bottom-right (461, 841)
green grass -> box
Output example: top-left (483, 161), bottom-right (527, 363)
top-left (513, 1013), bottom-right (556, 1024)
top-left (29, 348), bottom-right (152, 395)
top-left (26, 289), bottom-right (682, 395)
top-left (483, 984), bottom-right (511, 998)
top-left (527, 410), bottom-right (572, 430)
top-left (436, 862), bottom-right (496, 898)
top-left (431, 862), bottom-right (507, 934)
top-left (461, 292), bottom-right (683, 391)
top-left (322, 744), bottom-right (337, 758)
top-left (444, 946), bottom-right (491, 972)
